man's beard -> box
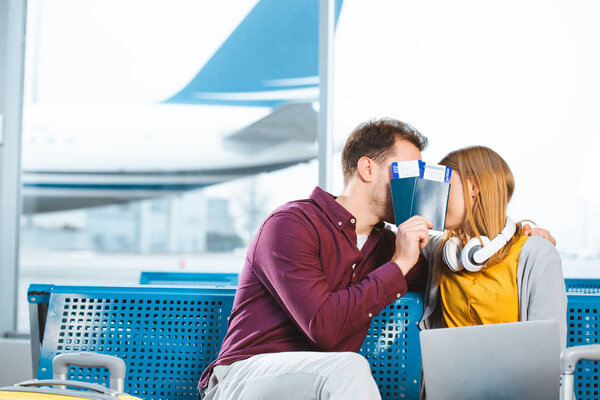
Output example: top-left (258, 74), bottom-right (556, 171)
top-left (373, 178), bottom-right (395, 224)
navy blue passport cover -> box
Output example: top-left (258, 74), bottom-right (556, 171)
top-left (390, 177), bottom-right (450, 231)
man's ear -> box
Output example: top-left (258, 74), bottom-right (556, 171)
top-left (356, 156), bottom-right (375, 183)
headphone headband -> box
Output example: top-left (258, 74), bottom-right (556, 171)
top-left (471, 217), bottom-right (516, 264)
top-left (444, 217), bottom-right (517, 272)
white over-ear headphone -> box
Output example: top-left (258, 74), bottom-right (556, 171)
top-left (443, 217), bottom-right (516, 272)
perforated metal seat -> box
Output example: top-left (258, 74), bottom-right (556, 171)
top-left (567, 294), bottom-right (600, 400)
top-left (31, 285), bottom-right (235, 400)
top-left (34, 282), bottom-right (600, 400)
top-left (30, 284), bottom-right (424, 400)
top-left (359, 292), bottom-right (423, 400)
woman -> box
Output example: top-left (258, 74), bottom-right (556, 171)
top-left (419, 146), bottom-right (567, 347)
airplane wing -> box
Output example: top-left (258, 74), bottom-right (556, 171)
top-left (224, 102), bottom-right (317, 152)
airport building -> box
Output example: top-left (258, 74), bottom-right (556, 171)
top-left (1, 0), bottom-right (600, 398)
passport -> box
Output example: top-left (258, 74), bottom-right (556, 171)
top-left (390, 176), bottom-right (451, 232)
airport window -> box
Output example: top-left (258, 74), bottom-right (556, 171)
top-left (15, 0), bottom-right (600, 333)
top-left (332, 1), bottom-right (600, 275)
top-left (17, 0), bottom-right (323, 332)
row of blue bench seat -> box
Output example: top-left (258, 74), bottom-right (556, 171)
top-left (28, 284), bottom-right (422, 400)
top-left (26, 276), bottom-right (600, 400)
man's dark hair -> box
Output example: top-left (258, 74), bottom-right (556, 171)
top-left (341, 118), bottom-right (428, 183)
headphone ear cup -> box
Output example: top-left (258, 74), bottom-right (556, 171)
top-left (461, 236), bottom-right (491, 272)
top-left (443, 236), bottom-right (463, 272)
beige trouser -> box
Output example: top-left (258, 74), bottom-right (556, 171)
top-left (202, 351), bottom-right (381, 400)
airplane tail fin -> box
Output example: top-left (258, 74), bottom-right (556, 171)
top-left (164, 0), bottom-right (343, 107)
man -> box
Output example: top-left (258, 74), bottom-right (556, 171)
top-left (198, 118), bottom-right (554, 399)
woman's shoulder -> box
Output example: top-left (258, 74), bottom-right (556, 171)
top-left (519, 235), bottom-right (562, 271)
top-left (521, 234), bottom-right (558, 253)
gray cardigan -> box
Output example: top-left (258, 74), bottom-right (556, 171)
top-left (418, 235), bottom-right (568, 349)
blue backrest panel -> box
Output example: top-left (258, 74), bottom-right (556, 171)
top-left (567, 294), bottom-right (600, 400)
top-left (37, 286), bottom-right (235, 400)
top-left (360, 292), bottom-right (423, 400)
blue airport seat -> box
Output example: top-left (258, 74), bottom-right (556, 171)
top-left (29, 284), bottom-right (423, 400)
top-left (567, 293), bottom-right (600, 400)
top-left (28, 281), bottom-right (600, 400)
top-left (29, 284), bottom-right (235, 400)
top-left (360, 292), bottom-right (423, 400)
top-left (139, 271), bottom-right (239, 287)
top-left (565, 278), bottom-right (600, 295)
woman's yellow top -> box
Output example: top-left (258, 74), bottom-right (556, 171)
top-left (440, 235), bottom-right (529, 327)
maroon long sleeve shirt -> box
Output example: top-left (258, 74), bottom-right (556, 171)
top-left (198, 186), bottom-right (427, 388)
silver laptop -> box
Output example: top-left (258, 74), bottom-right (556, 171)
top-left (420, 320), bottom-right (560, 400)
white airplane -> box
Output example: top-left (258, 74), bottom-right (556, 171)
top-left (21, 0), bottom-right (343, 214)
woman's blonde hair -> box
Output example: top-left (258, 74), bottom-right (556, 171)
top-left (435, 146), bottom-right (523, 280)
